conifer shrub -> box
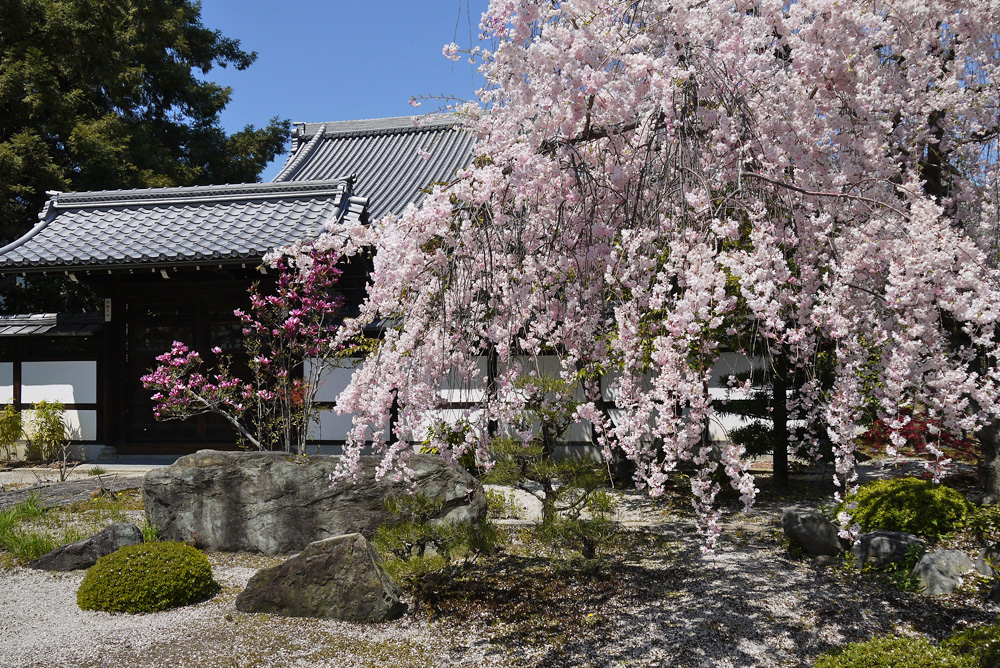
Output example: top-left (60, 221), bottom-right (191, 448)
top-left (835, 477), bottom-right (973, 542)
top-left (77, 542), bottom-right (218, 613)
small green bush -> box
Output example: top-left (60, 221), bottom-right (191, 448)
top-left (812, 635), bottom-right (970, 668)
top-left (968, 505), bottom-right (1000, 544)
top-left (77, 542), bottom-right (218, 613)
top-left (485, 488), bottom-right (522, 520)
top-left (836, 477), bottom-right (973, 542)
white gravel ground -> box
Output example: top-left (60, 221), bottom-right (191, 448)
top-left (1, 461), bottom-right (995, 668)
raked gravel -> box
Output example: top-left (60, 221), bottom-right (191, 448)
top-left (1, 461), bottom-right (996, 668)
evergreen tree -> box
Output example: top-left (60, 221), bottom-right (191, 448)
top-left (0, 0), bottom-right (288, 311)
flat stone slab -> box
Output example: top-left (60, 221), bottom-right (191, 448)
top-left (27, 522), bottom-right (143, 571)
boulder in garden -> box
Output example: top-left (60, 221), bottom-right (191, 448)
top-left (235, 533), bottom-right (405, 621)
top-left (143, 450), bottom-right (486, 555)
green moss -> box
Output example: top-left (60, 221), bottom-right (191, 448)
top-left (836, 477), bottom-right (973, 542)
top-left (77, 541), bottom-right (218, 613)
top-left (812, 635), bottom-right (971, 668)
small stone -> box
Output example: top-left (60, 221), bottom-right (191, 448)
top-left (781, 507), bottom-right (845, 556)
top-left (814, 554), bottom-right (839, 567)
top-left (912, 549), bottom-right (977, 595)
top-left (852, 530), bottom-right (925, 569)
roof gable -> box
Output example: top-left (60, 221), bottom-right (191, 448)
top-left (273, 115), bottom-right (476, 220)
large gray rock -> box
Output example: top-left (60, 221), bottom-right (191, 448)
top-left (27, 522), bottom-right (143, 571)
top-left (912, 549), bottom-right (977, 595)
top-left (781, 508), bottom-right (845, 556)
top-left (143, 450), bottom-right (486, 555)
top-left (235, 533), bottom-right (405, 621)
top-left (852, 530), bottom-right (926, 569)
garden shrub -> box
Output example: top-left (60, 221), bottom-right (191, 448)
top-left (968, 504), bottom-right (1000, 544)
top-left (77, 542), bottom-right (218, 613)
top-left (812, 635), bottom-right (970, 668)
top-left (941, 623), bottom-right (1000, 668)
top-left (836, 477), bottom-right (974, 542)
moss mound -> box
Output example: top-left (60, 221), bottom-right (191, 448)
top-left (836, 477), bottom-right (973, 542)
top-left (77, 541), bottom-right (218, 613)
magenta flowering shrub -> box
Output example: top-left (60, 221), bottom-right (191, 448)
top-left (141, 245), bottom-right (344, 453)
top-left (291, 0), bottom-right (999, 549)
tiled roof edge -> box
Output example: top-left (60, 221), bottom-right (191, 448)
top-left (295, 114), bottom-right (463, 140)
top-left (48, 178), bottom-right (354, 209)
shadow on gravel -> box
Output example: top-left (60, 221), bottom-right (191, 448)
top-left (431, 521), bottom-right (997, 668)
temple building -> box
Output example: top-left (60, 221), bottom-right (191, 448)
top-left (0, 116), bottom-right (476, 458)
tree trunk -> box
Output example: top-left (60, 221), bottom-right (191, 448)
top-left (772, 372), bottom-right (789, 489)
top-left (979, 419), bottom-right (1000, 504)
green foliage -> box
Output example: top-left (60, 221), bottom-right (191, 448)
top-left (0, 492), bottom-right (89, 562)
top-left (485, 488), bottom-right (522, 520)
top-left (879, 542), bottom-right (928, 592)
top-left (77, 542), bottom-right (218, 613)
top-left (536, 488), bottom-right (617, 563)
top-left (375, 492), bottom-right (501, 604)
top-left (0, 403), bottom-right (22, 461)
top-left (140, 520), bottom-right (160, 544)
top-left (814, 624), bottom-right (1000, 668)
top-left (836, 477), bottom-right (974, 542)
top-left (22, 400), bottom-right (67, 462)
top-left (0, 492), bottom-right (52, 560)
top-left (968, 504), bottom-right (1000, 544)
top-left (0, 0), bottom-right (287, 312)
top-left (419, 419), bottom-right (479, 473)
top-left (482, 371), bottom-right (618, 564)
top-left (941, 624), bottom-right (1000, 668)
top-left (812, 635), bottom-right (972, 668)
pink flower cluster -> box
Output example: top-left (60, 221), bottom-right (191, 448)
top-left (142, 245), bottom-right (344, 453)
top-left (301, 0), bottom-right (1000, 546)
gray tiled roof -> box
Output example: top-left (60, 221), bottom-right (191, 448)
top-left (0, 313), bottom-right (102, 336)
top-left (273, 114), bottom-right (476, 220)
top-left (0, 180), bottom-right (364, 271)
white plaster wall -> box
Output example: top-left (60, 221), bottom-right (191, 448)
top-left (22, 361), bottom-right (97, 404)
top-left (306, 358), bottom-right (359, 403)
top-left (0, 363), bottom-right (12, 403)
top-left (309, 408), bottom-right (390, 443)
top-left (439, 356), bottom-right (487, 403)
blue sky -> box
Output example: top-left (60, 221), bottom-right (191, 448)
top-left (197, 1), bottom-right (491, 180)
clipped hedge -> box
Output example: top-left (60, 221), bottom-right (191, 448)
top-left (77, 541), bottom-right (218, 613)
top-left (836, 477), bottom-right (973, 542)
